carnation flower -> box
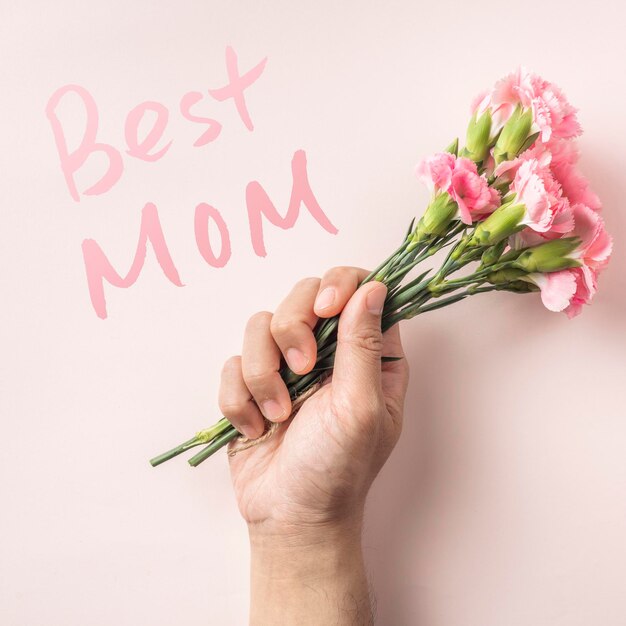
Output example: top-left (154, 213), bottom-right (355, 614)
top-left (450, 158), bottom-right (500, 223)
top-left (472, 157), bottom-right (573, 246)
top-left (548, 140), bottom-right (602, 211)
top-left (562, 267), bottom-right (598, 318)
top-left (415, 152), bottom-right (456, 194)
top-left (509, 158), bottom-right (574, 233)
top-left (153, 68), bottom-right (612, 468)
top-left (530, 270), bottom-right (579, 312)
top-left (495, 139), bottom-right (601, 213)
top-left (473, 67), bottom-right (581, 143)
top-left (515, 203), bottom-right (612, 316)
top-left (416, 152), bottom-right (500, 229)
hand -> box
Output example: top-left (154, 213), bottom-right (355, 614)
top-left (220, 267), bottom-right (409, 532)
top-left (218, 267), bottom-right (409, 625)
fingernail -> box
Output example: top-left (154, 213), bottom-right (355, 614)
top-left (315, 287), bottom-right (335, 311)
top-left (286, 348), bottom-right (309, 373)
top-left (366, 285), bottom-right (387, 315)
top-left (261, 399), bottom-right (286, 422)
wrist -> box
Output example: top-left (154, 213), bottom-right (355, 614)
top-left (248, 516), bottom-right (373, 625)
top-left (248, 510), bottom-right (364, 549)
top-left (249, 515), bottom-right (364, 577)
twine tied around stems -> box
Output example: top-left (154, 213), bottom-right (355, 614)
top-left (227, 377), bottom-right (326, 456)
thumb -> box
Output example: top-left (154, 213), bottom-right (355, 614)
top-left (332, 281), bottom-right (387, 405)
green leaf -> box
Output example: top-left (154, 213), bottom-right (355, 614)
top-left (417, 292), bottom-right (468, 314)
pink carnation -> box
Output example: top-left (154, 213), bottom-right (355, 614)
top-left (569, 202), bottom-right (612, 269)
top-left (531, 265), bottom-right (597, 318)
top-left (494, 139), bottom-right (602, 215)
top-left (548, 140), bottom-right (602, 211)
top-left (522, 203), bottom-right (612, 316)
top-left (473, 67), bottom-right (581, 143)
top-left (450, 159), bottom-right (500, 224)
top-left (415, 152), bottom-right (456, 194)
top-left (416, 153), bottom-right (500, 225)
top-left (530, 270), bottom-right (578, 313)
top-left (562, 267), bottom-right (598, 318)
top-left (510, 158), bottom-right (574, 234)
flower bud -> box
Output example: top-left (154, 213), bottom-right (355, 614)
top-left (493, 106), bottom-right (533, 164)
top-left (445, 137), bottom-right (459, 156)
top-left (480, 239), bottom-right (507, 267)
top-left (471, 202), bottom-right (526, 246)
top-left (415, 192), bottom-right (458, 240)
top-left (463, 111), bottom-right (492, 162)
top-left (506, 280), bottom-right (540, 293)
top-left (487, 267), bottom-right (529, 284)
top-left (486, 268), bottom-right (540, 293)
top-left (511, 237), bottom-right (582, 273)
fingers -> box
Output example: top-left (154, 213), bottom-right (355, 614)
top-left (218, 356), bottom-right (265, 439)
top-left (270, 269), bottom-right (370, 375)
top-left (219, 267), bottom-right (376, 438)
top-left (332, 281), bottom-right (388, 405)
top-left (271, 278), bottom-right (320, 375)
top-left (313, 267), bottom-right (370, 318)
top-left (241, 312), bottom-right (292, 423)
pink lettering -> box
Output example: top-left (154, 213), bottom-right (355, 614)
top-left (208, 46), bottom-right (267, 131)
top-left (124, 101), bottom-right (172, 161)
top-left (45, 84), bottom-right (123, 202)
top-left (180, 92), bottom-right (222, 146)
top-left (82, 203), bottom-right (183, 319)
top-left (246, 150), bottom-right (338, 257)
top-left (194, 203), bottom-right (231, 267)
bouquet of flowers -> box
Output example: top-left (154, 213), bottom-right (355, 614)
top-left (150, 68), bottom-right (612, 468)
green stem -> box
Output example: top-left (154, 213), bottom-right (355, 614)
top-left (188, 428), bottom-right (240, 466)
top-left (149, 436), bottom-right (206, 467)
top-left (148, 217), bottom-right (512, 468)
top-left (149, 417), bottom-right (232, 467)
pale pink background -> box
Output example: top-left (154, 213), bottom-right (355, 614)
top-left (1, 1), bottom-right (625, 624)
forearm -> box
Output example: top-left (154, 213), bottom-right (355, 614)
top-left (249, 519), bottom-right (373, 625)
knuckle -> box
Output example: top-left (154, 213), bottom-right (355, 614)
top-left (269, 316), bottom-right (295, 337)
top-left (221, 355), bottom-right (241, 375)
top-left (347, 327), bottom-right (384, 354)
top-left (219, 399), bottom-right (249, 417)
top-left (325, 265), bottom-right (350, 278)
top-left (246, 310), bottom-right (272, 330)
top-left (243, 368), bottom-right (276, 389)
top-left (270, 318), bottom-right (308, 345)
top-left (295, 276), bottom-right (320, 291)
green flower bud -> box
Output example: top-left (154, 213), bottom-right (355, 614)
top-left (444, 137), bottom-right (459, 156)
top-left (415, 192), bottom-right (458, 241)
top-left (487, 268), bottom-right (528, 284)
top-left (471, 202), bottom-right (526, 246)
top-left (480, 239), bottom-right (507, 267)
top-left (493, 106), bottom-right (534, 164)
top-left (463, 111), bottom-right (492, 162)
top-left (511, 237), bottom-right (582, 273)
top-left (506, 279), bottom-right (540, 293)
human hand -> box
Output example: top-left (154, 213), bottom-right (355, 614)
top-left (220, 267), bottom-right (409, 534)
top-left (219, 268), bottom-right (409, 624)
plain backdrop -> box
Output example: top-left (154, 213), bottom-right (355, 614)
top-left (1, 1), bottom-right (625, 624)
